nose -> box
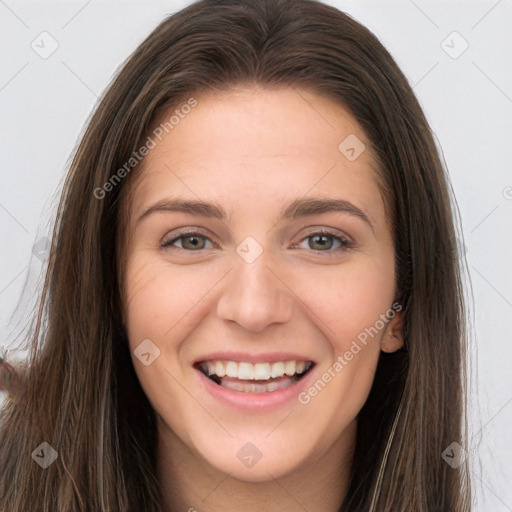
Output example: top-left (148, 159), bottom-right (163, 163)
top-left (216, 252), bottom-right (294, 333)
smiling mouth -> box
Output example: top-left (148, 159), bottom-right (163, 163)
top-left (195, 360), bottom-right (314, 393)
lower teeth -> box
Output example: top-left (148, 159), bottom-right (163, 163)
top-left (213, 375), bottom-right (298, 393)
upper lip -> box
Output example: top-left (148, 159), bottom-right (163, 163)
top-left (193, 351), bottom-right (316, 365)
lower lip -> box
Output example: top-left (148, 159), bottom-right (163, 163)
top-left (195, 367), bottom-right (315, 411)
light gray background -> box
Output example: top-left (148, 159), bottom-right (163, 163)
top-left (0, 1), bottom-right (511, 510)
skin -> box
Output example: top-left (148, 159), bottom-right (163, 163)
top-left (121, 86), bottom-right (404, 512)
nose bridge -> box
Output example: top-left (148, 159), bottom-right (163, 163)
top-left (216, 243), bottom-right (293, 332)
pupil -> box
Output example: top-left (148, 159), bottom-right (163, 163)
top-left (311, 235), bottom-right (331, 250)
top-left (185, 236), bottom-right (202, 249)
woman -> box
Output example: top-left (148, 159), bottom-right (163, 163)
top-left (0, 0), bottom-right (471, 510)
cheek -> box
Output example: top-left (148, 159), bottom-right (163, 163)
top-left (124, 260), bottom-right (167, 341)
top-left (122, 256), bottom-right (207, 415)
top-left (298, 255), bottom-right (396, 349)
top-left (293, 256), bottom-right (395, 413)
top-left (124, 248), bottom-right (396, 360)
top-left (123, 255), bottom-right (214, 341)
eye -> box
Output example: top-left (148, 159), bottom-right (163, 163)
top-left (292, 230), bottom-right (353, 252)
top-left (161, 231), bottom-right (215, 251)
top-left (161, 229), bottom-right (352, 253)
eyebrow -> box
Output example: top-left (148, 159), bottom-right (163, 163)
top-left (137, 196), bottom-right (374, 229)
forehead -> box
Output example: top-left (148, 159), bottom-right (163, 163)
top-left (126, 86), bottom-right (385, 226)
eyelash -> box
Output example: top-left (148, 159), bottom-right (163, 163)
top-left (161, 229), bottom-right (353, 254)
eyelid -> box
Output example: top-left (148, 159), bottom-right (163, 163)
top-left (162, 226), bottom-right (354, 253)
top-left (297, 226), bottom-right (353, 244)
top-left (161, 228), bottom-right (218, 249)
top-left (291, 228), bottom-right (354, 253)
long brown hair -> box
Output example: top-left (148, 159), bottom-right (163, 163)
top-left (0, 0), bottom-right (471, 510)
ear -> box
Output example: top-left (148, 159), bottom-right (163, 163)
top-left (380, 308), bottom-right (404, 353)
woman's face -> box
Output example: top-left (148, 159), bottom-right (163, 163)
top-left (122, 87), bottom-right (403, 482)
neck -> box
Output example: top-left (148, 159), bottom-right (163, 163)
top-left (156, 417), bottom-right (356, 512)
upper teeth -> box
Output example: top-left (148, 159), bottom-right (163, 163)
top-left (200, 360), bottom-right (312, 380)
